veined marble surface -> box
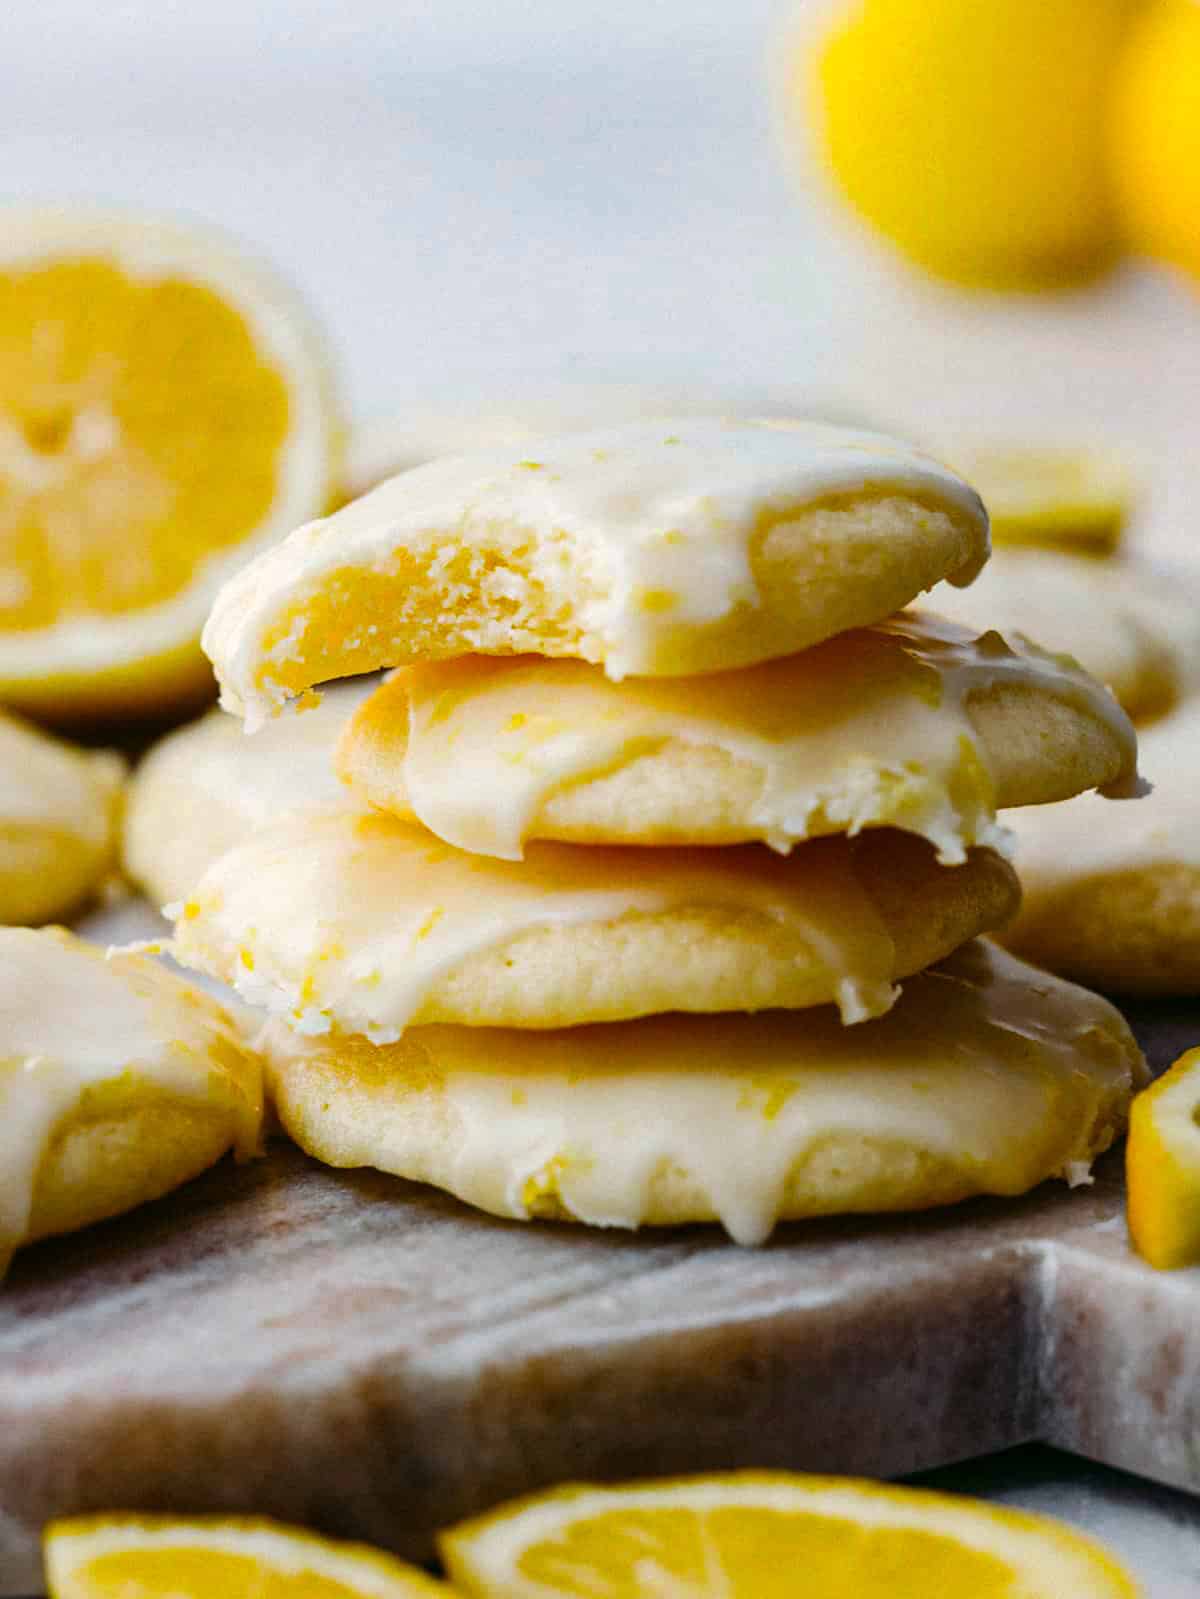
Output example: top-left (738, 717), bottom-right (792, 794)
top-left (1, 899), bottom-right (1198, 1597)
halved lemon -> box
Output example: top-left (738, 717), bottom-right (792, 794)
top-left (0, 209), bottom-right (339, 721)
top-left (948, 445), bottom-right (1133, 554)
top-left (440, 1472), bottom-right (1139, 1597)
top-left (1127, 1047), bottom-right (1200, 1270)
top-left (44, 1514), bottom-right (455, 1598)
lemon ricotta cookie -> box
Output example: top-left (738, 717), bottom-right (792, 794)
top-left (0, 710), bottom-right (123, 925)
top-left (0, 926), bottom-right (262, 1277)
top-left (205, 418), bottom-right (989, 725)
top-left (1002, 704), bottom-right (1200, 993)
top-left (124, 680), bottom-right (371, 909)
top-left (337, 611), bottom-right (1137, 862)
top-left (262, 941), bottom-right (1146, 1246)
top-left (171, 810), bottom-right (1017, 1039)
top-left (933, 546), bottom-right (1182, 722)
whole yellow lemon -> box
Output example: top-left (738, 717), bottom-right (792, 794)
top-left (1110, 0), bottom-right (1200, 286)
top-left (808, 0), bottom-right (1138, 289)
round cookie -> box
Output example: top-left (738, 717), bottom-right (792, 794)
top-left (932, 547), bottom-right (1181, 723)
top-left (0, 926), bottom-right (262, 1275)
top-left (337, 611), bottom-right (1137, 862)
top-left (1002, 704), bottom-right (1200, 994)
top-left (0, 711), bottom-right (124, 926)
top-left (124, 680), bottom-right (371, 909)
top-left (205, 418), bottom-right (989, 726)
top-left (170, 810), bottom-right (1019, 1039)
top-left (262, 940), bottom-right (1146, 1246)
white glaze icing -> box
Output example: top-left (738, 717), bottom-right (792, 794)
top-left (0, 927), bottom-right (261, 1274)
top-left (356, 611), bottom-right (1137, 862)
top-left (125, 680), bottom-right (371, 908)
top-left (264, 942), bottom-right (1145, 1247)
top-left (0, 711), bottom-right (122, 841)
top-left (171, 809), bottom-right (906, 1041)
top-left (204, 418), bottom-right (988, 724)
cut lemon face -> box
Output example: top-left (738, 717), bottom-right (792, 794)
top-left (0, 209), bottom-right (338, 720)
top-left (1127, 1046), bottom-right (1200, 1270)
top-left (441, 1473), bottom-right (1139, 1598)
top-left (948, 446), bottom-right (1132, 554)
top-left (44, 1514), bottom-right (456, 1598)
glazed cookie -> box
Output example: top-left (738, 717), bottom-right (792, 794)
top-left (0, 926), bottom-right (262, 1276)
top-left (170, 810), bottom-right (1018, 1039)
top-left (205, 418), bottom-right (989, 725)
top-left (0, 711), bottom-right (124, 926)
top-left (933, 548), bottom-right (1181, 723)
top-left (124, 680), bottom-right (371, 909)
top-left (262, 940), bottom-right (1145, 1246)
top-left (337, 612), bottom-right (1137, 862)
top-left (1002, 705), bottom-right (1200, 994)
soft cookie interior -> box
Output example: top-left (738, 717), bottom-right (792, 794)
top-left (204, 419), bottom-right (989, 724)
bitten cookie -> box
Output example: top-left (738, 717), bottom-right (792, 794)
top-left (205, 418), bottom-right (989, 724)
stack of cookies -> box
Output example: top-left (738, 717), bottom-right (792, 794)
top-left (172, 419), bottom-right (1147, 1245)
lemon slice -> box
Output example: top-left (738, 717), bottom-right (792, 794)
top-left (45, 1514), bottom-right (456, 1598)
top-left (950, 446), bottom-right (1132, 554)
top-left (1127, 1047), bottom-right (1200, 1269)
top-left (440, 1473), bottom-right (1139, 1598)
top-left (0, 209), bottom-right (339, 720)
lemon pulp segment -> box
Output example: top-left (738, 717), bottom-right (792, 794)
top-left (0, 259), bottom-right (287, 626)
top-left (45, 1514), bottom-right (453, 1598)
top-left (0, 213), bottom-right (337, 716)
top-left (440, 1472), bottom-right (1139, 1597)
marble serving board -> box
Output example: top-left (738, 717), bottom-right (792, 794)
top-left (1, 962), bottom-right (1198, 1595)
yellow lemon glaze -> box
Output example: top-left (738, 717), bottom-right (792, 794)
top-left (204, 418), bottom-right (988, 725)
top-left (343, 612), bottom-right (1136, 862)
top-left (0, 927), bottom-right (261, 1272)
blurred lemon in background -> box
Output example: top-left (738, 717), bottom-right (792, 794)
top-left (807, 0), bottom-right (1138, 290)
top-left (0, 212), bottom-right (338, 724)
top-left (1111, 0), bottom-right (1200, 290)
top-left (945, 445), bottom-right (1134, 554)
